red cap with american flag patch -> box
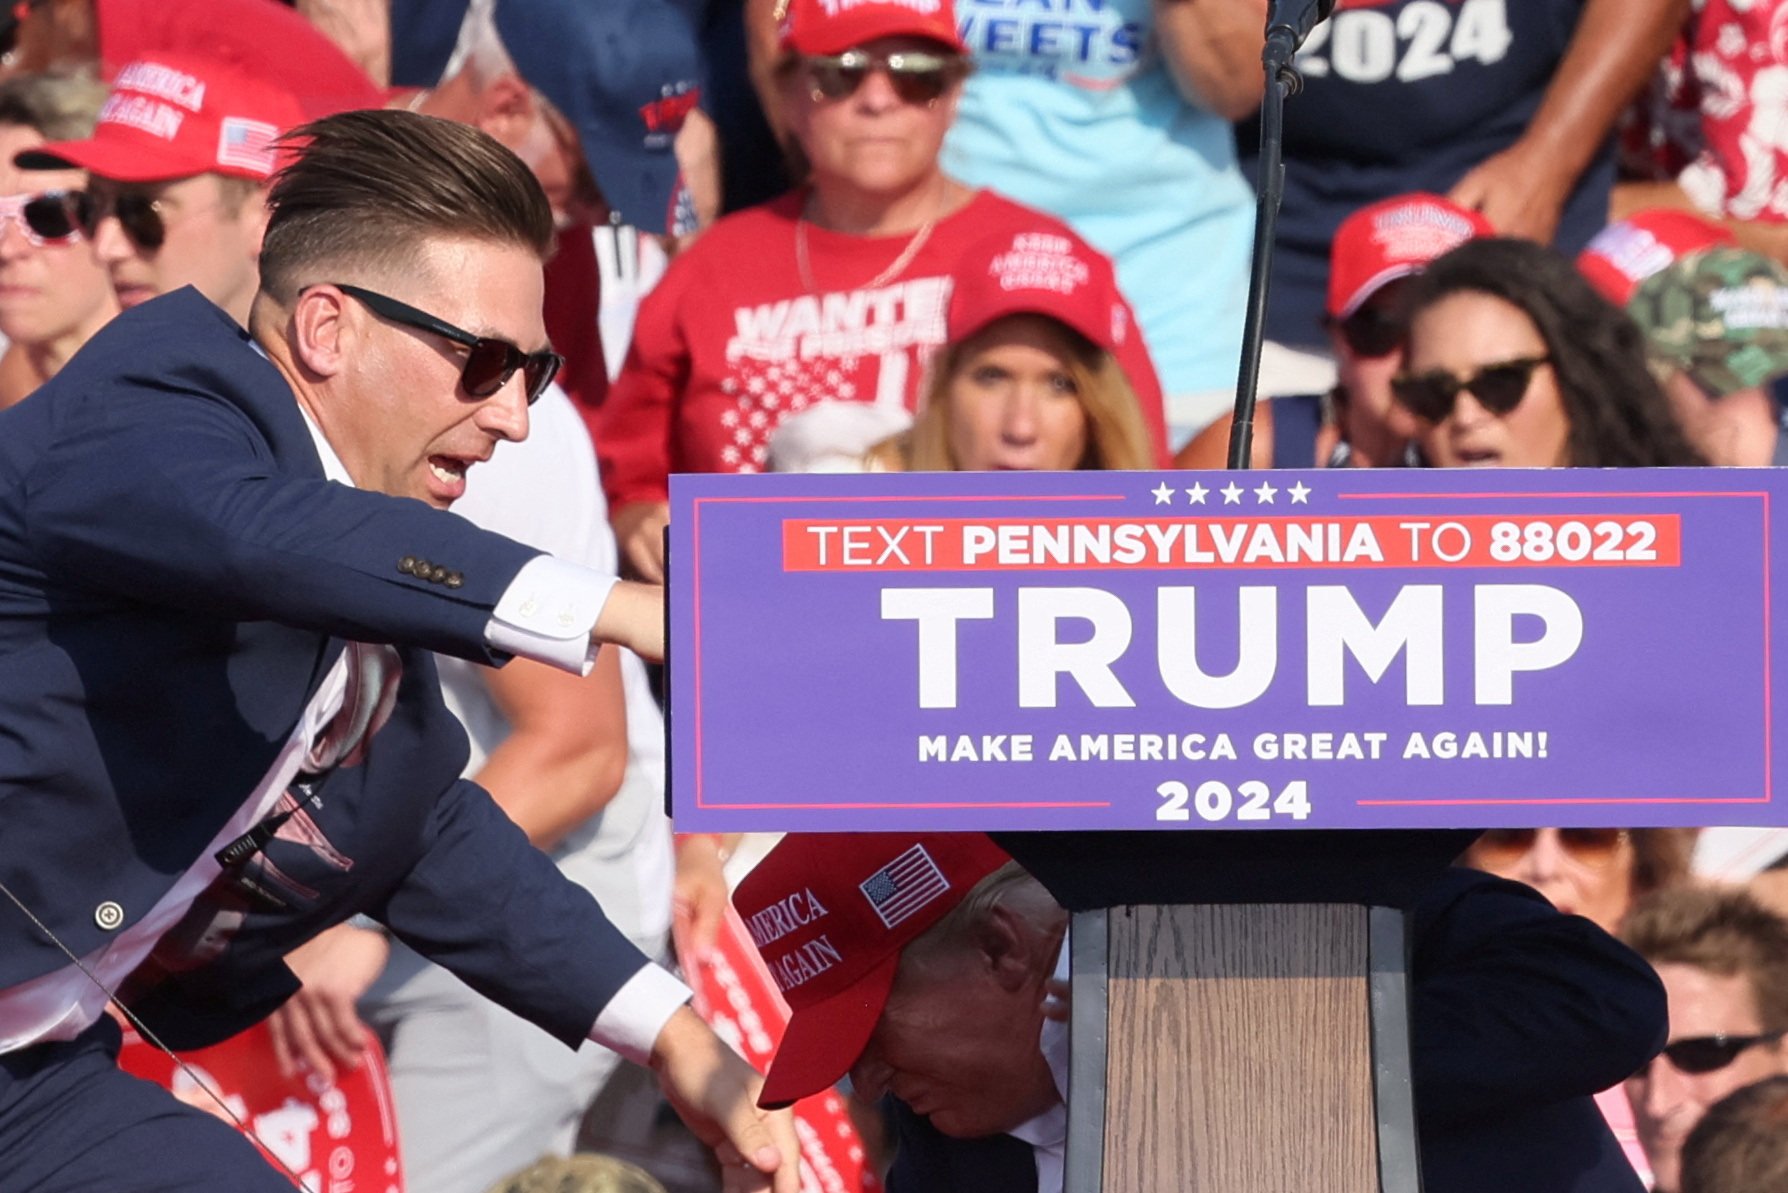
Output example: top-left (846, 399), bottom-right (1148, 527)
top-left (732, 832), bottom-right (1012, 1109)
top-left (19, 53), bottom-right (304, 183)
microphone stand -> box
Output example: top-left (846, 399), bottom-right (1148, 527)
top-left (1225, 43), bottom-right (1308, 471)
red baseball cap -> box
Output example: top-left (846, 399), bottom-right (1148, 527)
top-left (19, 53), bottom-right (306, 183)
top-left (948, 228), bottom-right (1131, 356)
top-left (95, 0), bottom-right (383, 119)
top-left (1576, 208), bottom-right (1738, 307)
top-left (1327, 192), bottom-right (1494, 320)
top-left (778, 0), bottom-right (967, 56)
top-left (732, 832), bottom-right (1011, 1109)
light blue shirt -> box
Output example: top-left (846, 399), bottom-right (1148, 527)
top-left (944, 0), bottom-right (1255, 402)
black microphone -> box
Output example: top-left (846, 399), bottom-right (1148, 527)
top-left (1264, 0), bottom-right (1336, 68)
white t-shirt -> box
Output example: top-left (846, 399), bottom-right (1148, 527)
top-left (434, 385), bottom-right (673, 946)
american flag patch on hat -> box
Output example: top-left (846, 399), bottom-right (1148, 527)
top-left (860, 845), bottom-right (949, 929)
top-left (217, 117), bottom-right (278, 176)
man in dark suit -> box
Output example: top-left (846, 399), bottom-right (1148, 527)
top-left (735, 832), bottom-right (1664, 1193)
top-left (0, 109), bottom-right (796, 1192)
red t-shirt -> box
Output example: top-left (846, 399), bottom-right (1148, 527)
top-left (544, 225), bottom-right (608, 445)
top-left (1620, 0), bottom-right (1788, 222)
top-left (597, 188), bottom-right (1168, 510)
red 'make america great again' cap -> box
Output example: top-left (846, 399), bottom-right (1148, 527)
top-left (19, 53), bottom-right (305, 183)
top-left (1327, 192), bottom-right (1494, 320)
top-left (948, 227), bottom-right (1132, 358)
top-left (731, 832), bottom-right (1011, 1109)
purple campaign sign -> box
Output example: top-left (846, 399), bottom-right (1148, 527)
top-left (670, 468), bottom-right (1779, 832)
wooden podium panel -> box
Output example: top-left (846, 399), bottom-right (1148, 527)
top-left (1070, 905), bottom-right (1419, 1193)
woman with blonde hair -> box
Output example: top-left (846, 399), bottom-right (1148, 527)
top-left (884, 226), bottom-right (1155, 473)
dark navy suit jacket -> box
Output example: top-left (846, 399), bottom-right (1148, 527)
top-left (0, 289), bottom-right (646, 1048)
top-left (886, 870), bottom-right (1664, 1193)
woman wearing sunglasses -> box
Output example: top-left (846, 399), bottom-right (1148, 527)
top-left (0, 70), bottom-right (115, 408)
top-left (1177, 192), bottom-right (1494, 471)
top-left (1392, 237), bottom-right (1702, 470)
top-left (1464, 828), bottom-right (1698, 933)
top-left (597, 0), bottom-right (1168, 581)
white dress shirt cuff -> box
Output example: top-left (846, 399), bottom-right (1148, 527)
top-left (485, 555), bottom-right (618, 674)
top-left (589, 964), bottom-right (693, 1065)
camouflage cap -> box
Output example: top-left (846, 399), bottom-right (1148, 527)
top-left (1629, 247), bottom-right (1788, 397)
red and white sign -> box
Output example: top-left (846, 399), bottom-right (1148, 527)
top-left (118, 1022), bottom-right (403, 1193)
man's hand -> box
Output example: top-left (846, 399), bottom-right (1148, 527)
top-left (1448, 140), bottom-right (1573, 244)
top-left (614, 501), bottom-right (670, 583)
top-left (1450, 0), bottom-right (1689, 246)
top-left (592, 579), bottom-right (665, 663)
top-left (651, 1006), bottom-right (800, 1193)
top-left (268, 923), bottom-right (390, 1082)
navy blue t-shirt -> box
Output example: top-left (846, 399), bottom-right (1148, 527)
top-left (1240, 0), bottom-right (1612, 347)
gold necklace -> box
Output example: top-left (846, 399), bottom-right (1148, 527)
top-left (795, 211), bottom-right (938, 294)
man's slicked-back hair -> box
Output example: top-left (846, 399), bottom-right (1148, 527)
top-left (258, 108), bottom-right (553, 302)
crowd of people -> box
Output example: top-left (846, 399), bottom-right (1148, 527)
top-left (5, 0), bottom-right (1788, 1191)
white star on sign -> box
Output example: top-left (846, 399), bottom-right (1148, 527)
top-left (1289, 481), bottom-right (1311, 504)
top-left (1186, 482), bottom-right (1209, 505)
top-left (1221, 482), bottom-right (1243, 505)
top-left (1151, 482), bottom-right (1175, 505)
top-left (1254, 481), bottom-right (1277, 504)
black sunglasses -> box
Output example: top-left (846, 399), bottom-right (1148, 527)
top-left (805, 48), bottom-right (962, 105)
top-left (1327, 305), bottom-right (1405, 359)
top-left (336, 283), bottom-right (562, 405)
top-left (1390, 355), bottom-right (1552, 423)
top-left (81, 182), bottom-right (170, 251)
top-left (1654, 1031), bottom-right (1788, 1076)
top-left (0, 189), bottom-right (91, 246)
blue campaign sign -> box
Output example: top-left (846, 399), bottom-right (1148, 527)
top-left (668, 468), bottom-right (1779, 832)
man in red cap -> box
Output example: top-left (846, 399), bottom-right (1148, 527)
top-left (17, 53), bottom-right (305, 325)
top-left (734, 832), bottom-right (1070, 1189)
top-left (1178, 192), bottom-right (1494, 472)
top-left (737, 831), bottom-right (1669, 1193)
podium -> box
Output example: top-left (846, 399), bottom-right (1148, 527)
top-left (669, 466), bottom-right (1782, 1193)
top-left (997, 830), bottom-right (1473, 1192)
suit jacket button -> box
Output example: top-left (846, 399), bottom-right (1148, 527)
top-left (398, 556), bottom-right (418, 575)
top-left (94, 901), bottom-right (124, 931)
top-left (430, 565), bottom-right (450, 584)
top-left (444, 571), bottom-right (464, 589)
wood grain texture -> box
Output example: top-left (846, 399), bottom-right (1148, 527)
top-left (1102, 904), bottom-right (1377, 1192)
